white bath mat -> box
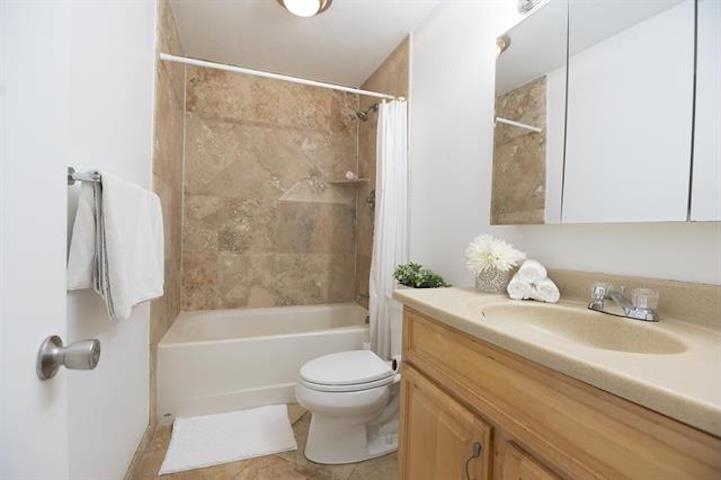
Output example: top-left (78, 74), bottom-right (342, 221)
top-left (159, 404), bottom-right (297, 475)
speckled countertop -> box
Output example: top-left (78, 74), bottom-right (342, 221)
top-left (393, 287), bottom-right (721, 437)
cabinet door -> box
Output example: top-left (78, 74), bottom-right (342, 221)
top-left (562, 0), bottom-right (695, 222)
top-left (399, 365), bottom-right (492, 480)
top-left (501, 443), bottom-right (561, 480)
top-left (690, 0), bottom-right (721, 220)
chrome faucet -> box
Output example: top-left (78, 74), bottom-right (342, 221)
top-left (588, 283), bottom-right (660, 322)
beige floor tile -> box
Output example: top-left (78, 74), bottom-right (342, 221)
top-left (234, 455), bottom-right (330, 480)
top-left (287, 404), bottom-right (308, 425)
top-left (348, 453), bottom-right (398, 480)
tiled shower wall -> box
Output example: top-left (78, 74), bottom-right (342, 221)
top-left (145, 31), bottom-right (410, 427)
top-left (355, 38), bottom-right (410, 307)
top-left (491, 76), bottom-right (547, 224)
top-left (180, 67), bottom-right (361, 310)
top-left (149, 0), bottom-right (184, 427)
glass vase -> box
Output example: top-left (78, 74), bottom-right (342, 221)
top-left (475, 268), bottom-right (510, 294)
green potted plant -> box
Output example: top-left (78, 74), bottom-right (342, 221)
top-left (393, 262), bottom-right (451, 288)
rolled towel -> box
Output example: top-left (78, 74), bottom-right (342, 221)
top-left (517, 259), bottom-right (548, 284)
top-left (507, 274), bottom-right (532, 300)
top-left (531, 278), bottom-right (560, 304)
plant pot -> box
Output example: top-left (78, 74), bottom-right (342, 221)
top-left (475, 268), bottom-right (511, 294)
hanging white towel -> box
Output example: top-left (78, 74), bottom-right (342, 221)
top-left (67, 172), bottom-right (164, 321)
top-left (67, 182), bottom-right (100, 290)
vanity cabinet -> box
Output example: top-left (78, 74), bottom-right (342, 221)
top-left (399, 307), bottom-right (721, 480)
top-left (499, 443), bottom-right (560, 480)
top-left (399, 366), bottom-right (492, 480)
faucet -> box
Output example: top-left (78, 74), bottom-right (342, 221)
top-left (588, 283), bottom-right (660, 322)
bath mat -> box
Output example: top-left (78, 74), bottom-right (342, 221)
top-left (159, 404), bottom-right (297, 475)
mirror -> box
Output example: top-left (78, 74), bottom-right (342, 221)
top-left (491, 0), bottom-right (717, 225)
top-left (562, 0), bottom-right (694, 223)
top-left (491, 0), bottom-right (567, 225)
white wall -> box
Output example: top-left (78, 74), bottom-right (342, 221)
top-left (64, 2), bottom-right (157, 478)
top-left (409, 1), bottom-right (721, 287)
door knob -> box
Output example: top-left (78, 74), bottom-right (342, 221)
top-left (36, 335), bottom-right (101, 380)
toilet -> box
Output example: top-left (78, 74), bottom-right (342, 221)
top-left (295, 350), bottom-right (401, 464)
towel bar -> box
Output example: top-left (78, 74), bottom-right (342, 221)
top-left (67, 166), bottom-right (100, 185)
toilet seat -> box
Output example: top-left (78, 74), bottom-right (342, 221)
top-left (300, 375), bottom-right (396, 393)
top-left (300, 350), bottom-right (394, 393)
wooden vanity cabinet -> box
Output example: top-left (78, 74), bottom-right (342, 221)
top-left (399, 365), bottom-right (492, 480)
top-left (399, 307), bottom-right (721, 480)
top-left (499, 442), bottom-right (561, 480)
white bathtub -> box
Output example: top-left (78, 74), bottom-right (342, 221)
top-left (157, 303), bottom-right (368, 422)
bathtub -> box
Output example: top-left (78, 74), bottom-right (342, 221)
top-left (157, 303), bottom-right (368, 422)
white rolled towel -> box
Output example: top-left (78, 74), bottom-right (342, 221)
top-left (517, 259), bottom-right (548, 284)
top-left (531, 278), bottom-right (560, 304)
top-left (507, 273), bottom-right (532, 300)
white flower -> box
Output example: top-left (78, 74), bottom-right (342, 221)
top-left (465, 234), bottom-right (526, 273)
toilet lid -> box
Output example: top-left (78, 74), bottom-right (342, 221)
top-left (300, 350), bottom-right (394, 386)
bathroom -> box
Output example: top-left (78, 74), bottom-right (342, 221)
top-left (1, 0), bottom-right (719, 479)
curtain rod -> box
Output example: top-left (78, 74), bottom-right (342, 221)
top-left (159, 53), bottom-right (402, 101)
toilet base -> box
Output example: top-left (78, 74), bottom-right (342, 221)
top-left (304, 412), bottom-right (398, 464)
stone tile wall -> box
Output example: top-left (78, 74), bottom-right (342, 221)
top-left (491, 75), bottom-right (547, 224)
top-left (149, 0), bottom-right (184, 426)
top-left (181, 67), bottom-right (360, 310)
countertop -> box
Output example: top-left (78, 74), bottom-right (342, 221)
top-left (393, 287), bottom-right (721, 437)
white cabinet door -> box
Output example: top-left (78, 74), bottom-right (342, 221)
top-left (562, 0), bottom-right (694, 223)
top-left (690, 0), bottom-right (721, 221)
top-left (0, 3), bottom-right (71, 479)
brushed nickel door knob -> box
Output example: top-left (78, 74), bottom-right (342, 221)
top-left (36, 335), bottom-right (101, 380)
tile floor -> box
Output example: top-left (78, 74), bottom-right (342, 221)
top-left (134, 405), bottom-right (397, 480)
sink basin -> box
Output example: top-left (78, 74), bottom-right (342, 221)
top-left (479, 302), bottom-right (687, 355)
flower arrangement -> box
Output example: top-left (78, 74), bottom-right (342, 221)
top-left (393, 262), bottom-right (451, 288)
top-left (465, 235), bottom-right (526, 293)
top-left (465, 234), bottom-right (526, 273)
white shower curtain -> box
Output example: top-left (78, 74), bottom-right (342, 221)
top-left (369, 100), bottom-right (408, 360)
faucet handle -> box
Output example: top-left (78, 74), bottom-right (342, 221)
top-left (631, 287), bottom-right (659, 310)
top-left (590, 282), bottom-right (612, 300)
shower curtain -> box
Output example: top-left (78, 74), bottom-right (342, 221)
top-left (369, 100), bottom-right (408, 360)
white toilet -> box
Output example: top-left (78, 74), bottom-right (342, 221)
top-left (295, 350), bottom-right (401, 464)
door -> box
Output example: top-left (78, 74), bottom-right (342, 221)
top-left (399, 365), bottom-right (492, 480)
top-left (500, 443), bottom-right (561, 480)
top-left (0, 2), bottom-right (72, 478)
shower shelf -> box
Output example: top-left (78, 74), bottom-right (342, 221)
top-left (327, 178), bottom-right (369, 185)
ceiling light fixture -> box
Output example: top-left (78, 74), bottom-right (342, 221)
top-left (276, 0), bottom-right (333, 18)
